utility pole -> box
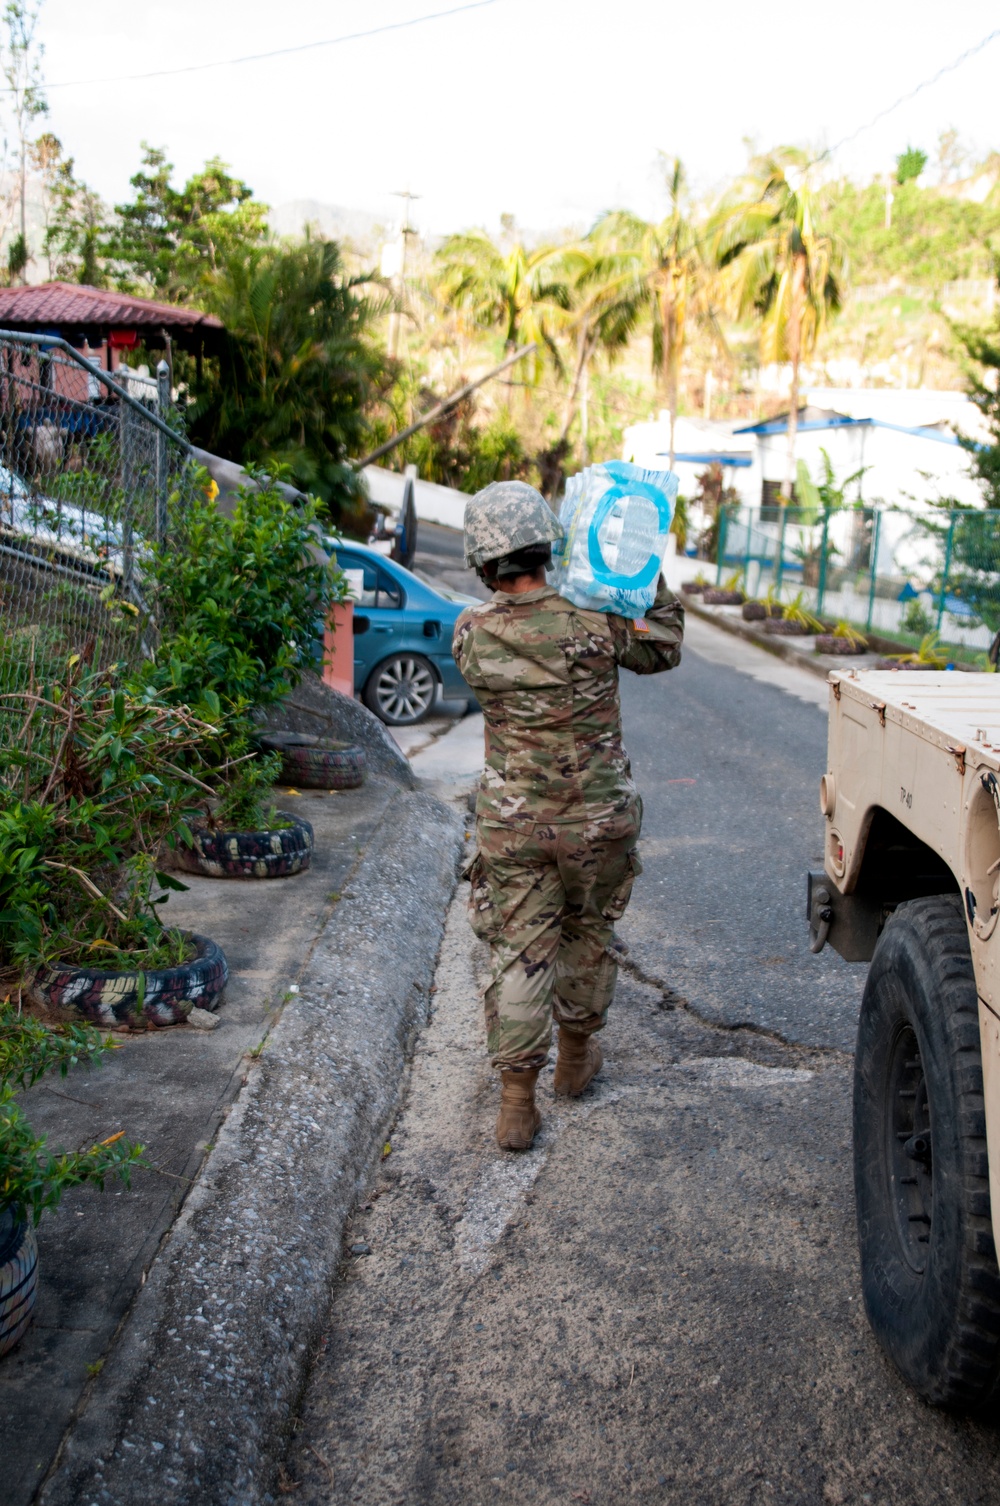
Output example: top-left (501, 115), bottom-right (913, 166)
top-left (385, 189), bottom-right (421, 361)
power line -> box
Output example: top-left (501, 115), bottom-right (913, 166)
top-left (3, 0), bottom-right (500, 94)
top-left (819, 25), bottom-right (1000, 163)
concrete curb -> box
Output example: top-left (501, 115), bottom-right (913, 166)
top-left (40, 786), bottom-right (464, 1506)
top-left (686, 598), bottom-right (833, 682)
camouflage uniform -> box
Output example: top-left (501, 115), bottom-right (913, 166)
top-left (454, 575), bottom-right (684, 1070)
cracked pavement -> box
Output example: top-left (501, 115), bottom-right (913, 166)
top-left (282, 613), bottom-right (1000, 1503)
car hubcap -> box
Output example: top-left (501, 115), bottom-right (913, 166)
top-left (885, 1023), bottom-right (933, 1274)
top-left (375, 658), bottom-right (435, 722)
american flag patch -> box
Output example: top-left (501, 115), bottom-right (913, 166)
top-left (632, 618), bottom-right (650, 633)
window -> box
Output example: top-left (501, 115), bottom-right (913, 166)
top-left (337, 552), bottom-right (403, 609)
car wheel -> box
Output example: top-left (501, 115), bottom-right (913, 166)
top-left (853, 893), bottom-right (1000, 1410)
top-left (363, 653), bottom-right (438, 726)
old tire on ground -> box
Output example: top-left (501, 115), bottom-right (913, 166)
top-left (177, 814), bottom-right (314, 879)
top-left (815, 634), bottom-right (867, 656)
top-left (363, 653), bottom-right (437, 726)
top-left (267, 738), bottom-right (365, 789)
top-left (854, 894), bottom-right (1000, 1410)
top-left (28, 932), bottom-right (229, 1028)
top-left (0, 1208), bottom-right (37, 1358)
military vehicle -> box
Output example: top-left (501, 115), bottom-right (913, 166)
top-left (809, 669), bottom-right (1000, 1410)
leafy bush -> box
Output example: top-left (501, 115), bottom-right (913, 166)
top-left (139, 472), bottom-right (345, 737)
top-left (210, 750), bottom-right (288, 832)
top-left (0, 1000), bottom-right (143, 1225)
top-left (0, 660), bottom-right (205, 971)
top-left (901, 599), bottom-right (933, 636)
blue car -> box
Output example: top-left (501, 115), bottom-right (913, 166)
top-left (329, 541), bottom-right (479, 726)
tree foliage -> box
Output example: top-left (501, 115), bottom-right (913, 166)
top-left (187, 238), bottom-right (389, 524)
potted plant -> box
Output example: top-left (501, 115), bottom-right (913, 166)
top-left (875, 632), bottom-right (950, 672)
top-left (742, 587), bottom-right (785, 622)
top-left (175, 747), bottom-right (314, 880)
top-left (681, 572), bottom-right (710, 597)
top-left (1, 661), bottom-right (229, 1031)
top-left (702, 571), bottom-right (746, 607)
top-left (0, 999), bottom-right (143, 1357)
top-left (816, 620), bottom-right (869, 656)
top-left (764, 593), bottom-right (824, 637)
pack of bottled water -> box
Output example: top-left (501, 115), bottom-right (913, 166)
top-left (549, 460), bottom-right (678, 616)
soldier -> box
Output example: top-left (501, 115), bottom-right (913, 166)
top-left (454, 479), bottom-right (684, 1151)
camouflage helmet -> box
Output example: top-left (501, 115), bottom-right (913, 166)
top-left (463, 481), bottom-right (564, 571)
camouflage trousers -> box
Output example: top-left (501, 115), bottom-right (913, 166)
top-left (467, 804), bottom-right (642, 1071)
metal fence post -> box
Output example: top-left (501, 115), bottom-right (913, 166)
top-left (716, 505), bottom-right (729, 582)
top-left (742, 506), bottom-right (753, 586)
top-left (817, 509), bottom-right (830, 616)
top-left (156, 359), bottom-right (171, 542)
top-left (937, 512), bottom-right (956, 633)
top-left (776, 507), bottom-right (787, 597)
top-left (866, 509), bottom-right (881, 633)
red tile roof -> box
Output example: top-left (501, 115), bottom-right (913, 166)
top-left (0, 282), bottom-right (223, 332)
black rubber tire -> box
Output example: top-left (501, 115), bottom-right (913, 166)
top-left (176, 813), bottom-right (314, 879)
top-left (278, 741), bottom-right (364, 789)
top-left (363, 653), bottom-right (438, 726)
top-left (854, 893), bottom-right (1000, 1410)
top-left (29, 932), bottom-right (229, 1028)
top-left (0, 1208), bottom-right (37, 1358)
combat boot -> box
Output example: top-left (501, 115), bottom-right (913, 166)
top-left (496, 1068), bottom-right (541, 1151)
top-left (553, 1028), bottom-right (603, 1097)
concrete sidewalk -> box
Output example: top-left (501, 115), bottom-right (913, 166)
top-left (1, 713), bottom-right (477, 1506)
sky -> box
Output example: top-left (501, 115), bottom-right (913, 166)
top-left (30, 0), bottom-right (1000, 239)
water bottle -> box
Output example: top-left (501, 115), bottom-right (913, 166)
top-left (549, 460), bottom-right (678, 615)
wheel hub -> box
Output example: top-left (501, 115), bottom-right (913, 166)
top-left (885, 1024), bottom-right (933, 1274)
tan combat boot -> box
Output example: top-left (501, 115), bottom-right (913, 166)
top-left (553, 1029), bottom-right (603, 1097)
top-left (496, 1069), bottom-right (542, 1151)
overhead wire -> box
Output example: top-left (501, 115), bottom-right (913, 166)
top-left (0, 0), bottom-right (500, 93)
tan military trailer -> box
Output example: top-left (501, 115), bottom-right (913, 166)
top-left (808, 669), bottom-right (1000, 1409)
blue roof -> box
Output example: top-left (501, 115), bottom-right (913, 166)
top-left (657, 451), bottom-right (753, 467)
top-left (735, 413), bottom-right (964, 447)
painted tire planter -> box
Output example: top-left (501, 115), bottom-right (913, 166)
top-left (0, 1209), bottom-right (38, 1358)
top-left (261, 734), bottom-right (365, 790)
top-left (815, 634), bottom-right (867, 656)
top-left (873, 659), bottom-right (944, 671)
top-left (28, 932), bottom-right (228, 1028)
top-left (764, 618), bottom-right (810, 636)
top-left (176, 814), bottom-right (314, 880)
top-left (702, 588), bottom-right (744, 606)
top-left (742, 601), bottom-right (783, 622)
top-left (680, 582), bottom-right (705, 596)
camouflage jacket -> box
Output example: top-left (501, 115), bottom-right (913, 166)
top-left (453, 577), bottom-right (684, 824)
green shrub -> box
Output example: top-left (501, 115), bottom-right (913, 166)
top-left (139, 471), bottom-right (346, 735)
top-left (0, 661), bottom-right (204, 971)
top-left (901, 598), bottom-right (933, 637)
top-left (0, 1000), bottom-right (143, 1226)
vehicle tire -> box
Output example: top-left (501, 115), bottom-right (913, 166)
top-left (363, 653), bottom-right (438, 726)
top-left (260, 736), bottom-right (365, 790)
top-left (0, 1208), bottom-right (37, 1358)
top-left (854, 893), bottom-right (1000, 1410)
top-left (176, 814), bottom-right (314, 880)
top-left (28, 932), bottom-right (228, 1028)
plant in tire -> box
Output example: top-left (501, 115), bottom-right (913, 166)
top-left (854, 894), bottom-right (1000, 1409)
top-left (138, 469), bottom-right (347, 749)
top-left (0, 1000), bottom-right (143, 1356)
top-left (0, 658), bottom-right (209, 981)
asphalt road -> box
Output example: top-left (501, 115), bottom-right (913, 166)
top-left (282, 568), bottom-right (1000, 1504)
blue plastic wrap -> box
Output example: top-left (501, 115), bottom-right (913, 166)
top-left (549, 460), bottom-right (678, 615)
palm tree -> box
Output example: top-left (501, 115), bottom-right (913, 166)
top-left (433, 226), bottom-right (571, 384)
top-left (590, 159), bottom-right (723, 468)
top-left (554, 242), bottom-right (641, 462)
top-left (189, 237), bottom-right (390, 529)
top-left (711, 148), bottom-right (846, 498)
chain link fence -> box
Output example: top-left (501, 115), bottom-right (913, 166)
top-left (0, 332), bottom-right (194, 753)
top-left (717, 504), bottom-right (1000, 653)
